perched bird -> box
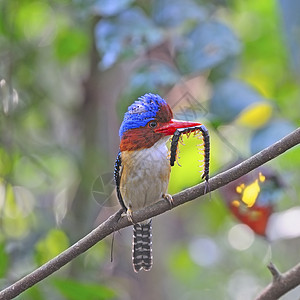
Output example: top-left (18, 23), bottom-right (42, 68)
top-left (114, 93), bottom-right (209, 272)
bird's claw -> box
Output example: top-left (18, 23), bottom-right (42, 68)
top-left (163, 193), bottom-right (174, 208)
top-left (121, 204), bottom-right (135, 224)
top-left (126, 204), bottom-right (135, 224)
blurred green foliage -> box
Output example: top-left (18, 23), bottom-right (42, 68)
top-left (52, 278), bottom-right (116, 300)
top-left (35, 229), bottom-right (69, 265)
top-left (0, 242), bottom-right (9, 278)
top-left (0, 0), bottom-right (300, 299)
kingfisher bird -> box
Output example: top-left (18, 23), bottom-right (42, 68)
top-left (114, 93), bottom-right (210, 272)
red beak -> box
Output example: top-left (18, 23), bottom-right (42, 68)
top-left (155, 119), bottom-right (202, 136)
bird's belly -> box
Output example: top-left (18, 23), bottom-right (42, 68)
top-left (120, 140), bottom-right (170, 211)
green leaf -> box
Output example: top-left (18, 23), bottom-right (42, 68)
top-left (54, 27), bottom-right (89, 62)
top-left (13, 156), bottom-right (46, 189)
top-left (52, 278), bottom-right (116, 300)
top-left (199, 197), bottom-right (229, 233)
top-left (0, 242), bottom-right (9, 278)
top-left (0, 148), bottom-right (12, 176)
top-left (35, 229), bottom-right (69, 265)
top-left (22, 285), bottom-right (44, 300)
top-left (235, 102), bottom-right (272, 129)
top-left (15, 2), bottom-right (53, 40)
top-left (168, 245), bottom-right (198, 285)
top-left (3, 183), bottom-right (31, 238)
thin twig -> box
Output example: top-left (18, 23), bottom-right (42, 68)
top-left (0, 127), bottom-right (300, 300)
top-left (267, 262), bottom-right (282, 282)
top-left (255, 263), bottom-right (300, 300)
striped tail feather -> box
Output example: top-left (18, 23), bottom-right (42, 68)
top-left (132, 220), bottom-right (153, 272)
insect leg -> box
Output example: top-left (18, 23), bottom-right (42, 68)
top-left (169, 125), bottom-right (210, 185)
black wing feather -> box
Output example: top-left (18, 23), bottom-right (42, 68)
top-left (114, 151), bottom-right (127, 210)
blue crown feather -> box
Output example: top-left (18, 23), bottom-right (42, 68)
top-left (119, 93), bottom-right (167, 138)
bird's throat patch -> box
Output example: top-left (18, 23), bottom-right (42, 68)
top-left (120, 127), bottom-right (163, 151)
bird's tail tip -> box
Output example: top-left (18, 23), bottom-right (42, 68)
top-left (132, 220), bottom-right (153, 272)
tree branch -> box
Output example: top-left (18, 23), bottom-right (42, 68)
top-left (255, 262), bottom-right (300, 300)
top-left (1, 127), bottom-right (300, 299)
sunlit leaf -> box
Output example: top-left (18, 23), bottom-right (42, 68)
top-left (235, 102), bottom-right (273, 129)
top-left (15, 2), bottom-right (54, 41)
top-left (168, 126), bottom-right (222, 194)
top-left (233, 0), bottom-right (287, 107)
top-left (35, 229), bottom-right (69, 265)
top-left (3, 212), bottom-right (30, 238)
top-left (244, 72), bottom-right (274, 98)
top-left (52, 278), bottom-right (116, 300)
top-left (4, 183), bottom-right (17, 218)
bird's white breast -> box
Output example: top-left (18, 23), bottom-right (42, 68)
top-left (120, 137), bottom-right (170, 212)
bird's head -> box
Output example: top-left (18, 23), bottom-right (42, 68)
top-left (119, 93), bottom-right (202, 151)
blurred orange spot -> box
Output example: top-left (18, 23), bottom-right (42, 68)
top-left (236, 183), bottom-right (245, 194)
top-left (232, 200), bottom-right (240, 208)
top-left (259, 172), bottom-right (265, 182)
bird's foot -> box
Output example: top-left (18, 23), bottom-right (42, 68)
top-left (121, 204), bottom-right (135, 224)
top-left (163, 193), bottom-right (174, 208)
top-left (126, 204), bottom-right (135, 224)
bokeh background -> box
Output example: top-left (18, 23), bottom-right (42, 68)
top-left (1, 0), bottom-right (300, 299)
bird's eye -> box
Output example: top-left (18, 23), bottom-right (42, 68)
top-left (148, 121), bottom-right (158, 128)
